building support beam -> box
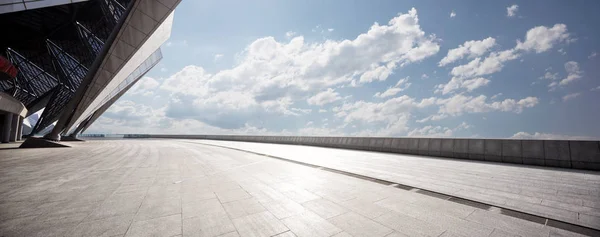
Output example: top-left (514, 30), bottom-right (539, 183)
top-left (16, 116), bottom-right (23, 140)
top-left (1, 113), bottom-right (13, 143)
top-left (44, 0), bottom-right (135, 141)
top-left (9, 113), bottom-right (18, 142)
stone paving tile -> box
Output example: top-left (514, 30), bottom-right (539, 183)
top-left (182, 189), bottom-right (217, 204)
top-left (182, 198), bottom-right (226, 219)
top-left (232, 211), bottom-right (289, 237)
top-left (465, 209), bottom-right (549, 237)
top-left (374, 212), bottom-right (446, 237)
top-left (489, 229), bottom-right (520, 237)
top-left (331, 232), bottom-right (353, 237)
top-left (67, 214), bottom-right (134, 237)
top-left (328, 212), bottom-right (393, 237)
top-left (0, 215), bottom-right (38, 236)
top-left (263, 199), bottom-right (306, 219)
top-left (218, 232), bottom-right (241, 237)
top-left (272, 230), bottom-right (297, 237)
top-left (281, 189), bottom-right (320, 204)
top-left (125, 213), bottom-right (182, 237)
top-left (281, 211), bottom-right (342, 237)
top-left (216, 188), bottom-right (252, 203)
top-left (384, 232), bottom-right (411, 237)
top-left (340, 197), bottom-right (391, 219)
top-left (1, 139), bottom-right (596, 237)
top-left (437, 231), bottom-right (466, 237)
top-left (301, 198), bottom-right (348, 219)
top-left (134, 196), bottom-right (181, 221)
top-left (223, 198), bottom-right (267, 218)
top-left (199, 140), bottom-right (600, 229)
top-left (86, 192), bottom-right (146, 221)
top-left (183, 211), bottom-right (236, 237)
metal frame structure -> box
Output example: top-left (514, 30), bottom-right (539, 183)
top-left (1, 0), bottom-right (180, 140)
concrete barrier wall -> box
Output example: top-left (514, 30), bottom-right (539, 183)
top-left (127, 134), bottom-right (600, 171)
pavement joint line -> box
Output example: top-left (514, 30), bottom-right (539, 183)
top-left (184, 141), bottom-right (600, 235)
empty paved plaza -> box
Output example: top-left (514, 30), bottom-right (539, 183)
top-left (1, 139), bottom-right (599, 236)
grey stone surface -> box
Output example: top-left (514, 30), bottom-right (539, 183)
top-left (360, 138), bottom-right (370, 150)
top-left (196, 139), bottom-right (600, 229)
top-left (502, 140), bottom-right (523, 164)
top-left (125, 214), bottom-right (181, 237)
top-left (544, 159), bottom-right (571, 168)
top-left (232, 211), bottom-right (289, 237)
top-left (522, 140), bottom-right (544, 159)
top-left (453, 139), bottom-right (469, 159)
top-left (468, 139), bottom-right (485, 160)
top-left (408, 138), bottom-right (419, 154)
top-left (429, 139), bottom-right (442, 156)
top-left (418, 138), bottom-right (429, 155)
top-left (382, 138), bottom-right (393, 152)
top-left (441, 139), bottom-right (454, 157)
top-left (369, 138), bottom-right (378, 151)
top-left (544, 140), bottom-right (571, 161)
top-left (569, 141), bottom-right (600, 163)
top-left (2, 139), bottom-right (599, 235)
top-left (281, 211), bottom-right (342, 237)
top-left (375, 138), bottom-right (385, 152)
top-left (398, 138), bottom-right (409, 152)
top-left (572, 162), bottom-right (600, 170)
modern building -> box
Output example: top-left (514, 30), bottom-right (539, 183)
top-left (0, 0), bottom-right (180, 142)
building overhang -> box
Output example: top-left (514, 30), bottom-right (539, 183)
top-left (0, 91), bottom-right (27, 117)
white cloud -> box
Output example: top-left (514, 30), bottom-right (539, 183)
top-left (511, 132), bottom-right (597, 140)
top-left (129, 77), bottom-right (160, 96)
top-left (562, 92), bottom-right (581, 101)
top-left (491, 93), bottom-right (503, 100)
top-left (374, 77), bottom-right (411, 98)
top-left (436, 94), bottom-right (538, 117)
top-left (214, 54), bottom-right (224, 61)
top-left (407, 122), bottom-right (470, 137)
top-left (442, 23), bottom-right (570, 93)
top-left (307, 88), bottom-right (342, 105)
top-left (434, 77), bottom-right (490, 94)
top-left (591, 86), bottom-right (600, 91)
top-left (506, 4), bottom-right (519, 17)
top-left (515, 24), bottom-right (570, 53)
top-left (589, 51), bottom-right (598, 59)
top-left (408, 125), bottom-right (453, 137)
top-left (549, 61), bottom-right (582, 90)
top-left (539, 71), bottom-right (558, 80)
top-left (439, 37), bottom-right (496, 66)
top-left (558, 48), bottom-right (566, 55)
top-left (165, 41), bottom-right (172, 47)
top-left (328, 28), bottom-right (334, 32)
top-left (450, 11), bottom-right (456, 18)
top-left (450, 49), bottom-right (519, 78)
top-left (421, 74), bottom-right (429, 79)
top-left (155, 8), bottom-right (439, 129)
top-left (285, 31), bottom-right (297, 38)
top-left (333, 95), bottom-right (436, 136)
top-left (318, 109), bottom-right (327, 113)
top-left (306, 121), bottom-right (313, 126)
top-left (160, 67), bottom-right (168, 72)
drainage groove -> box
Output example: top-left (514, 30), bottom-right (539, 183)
top-left (186, 141), bottom-right (600, 236)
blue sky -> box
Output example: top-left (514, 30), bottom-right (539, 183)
top-left (87, 0), bottom-right (600, 139)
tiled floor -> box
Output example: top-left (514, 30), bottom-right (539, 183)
top-left (195, 139), bottom-right (600, 230)
top-left (0, 139), bottom-right (597, 236)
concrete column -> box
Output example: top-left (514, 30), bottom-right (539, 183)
top-left (9, 114), bottom-right (18, 142)
top-left (1, 113), bottom-right (13, 143)
top-left (16, 116), bottom-right (23, 141)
